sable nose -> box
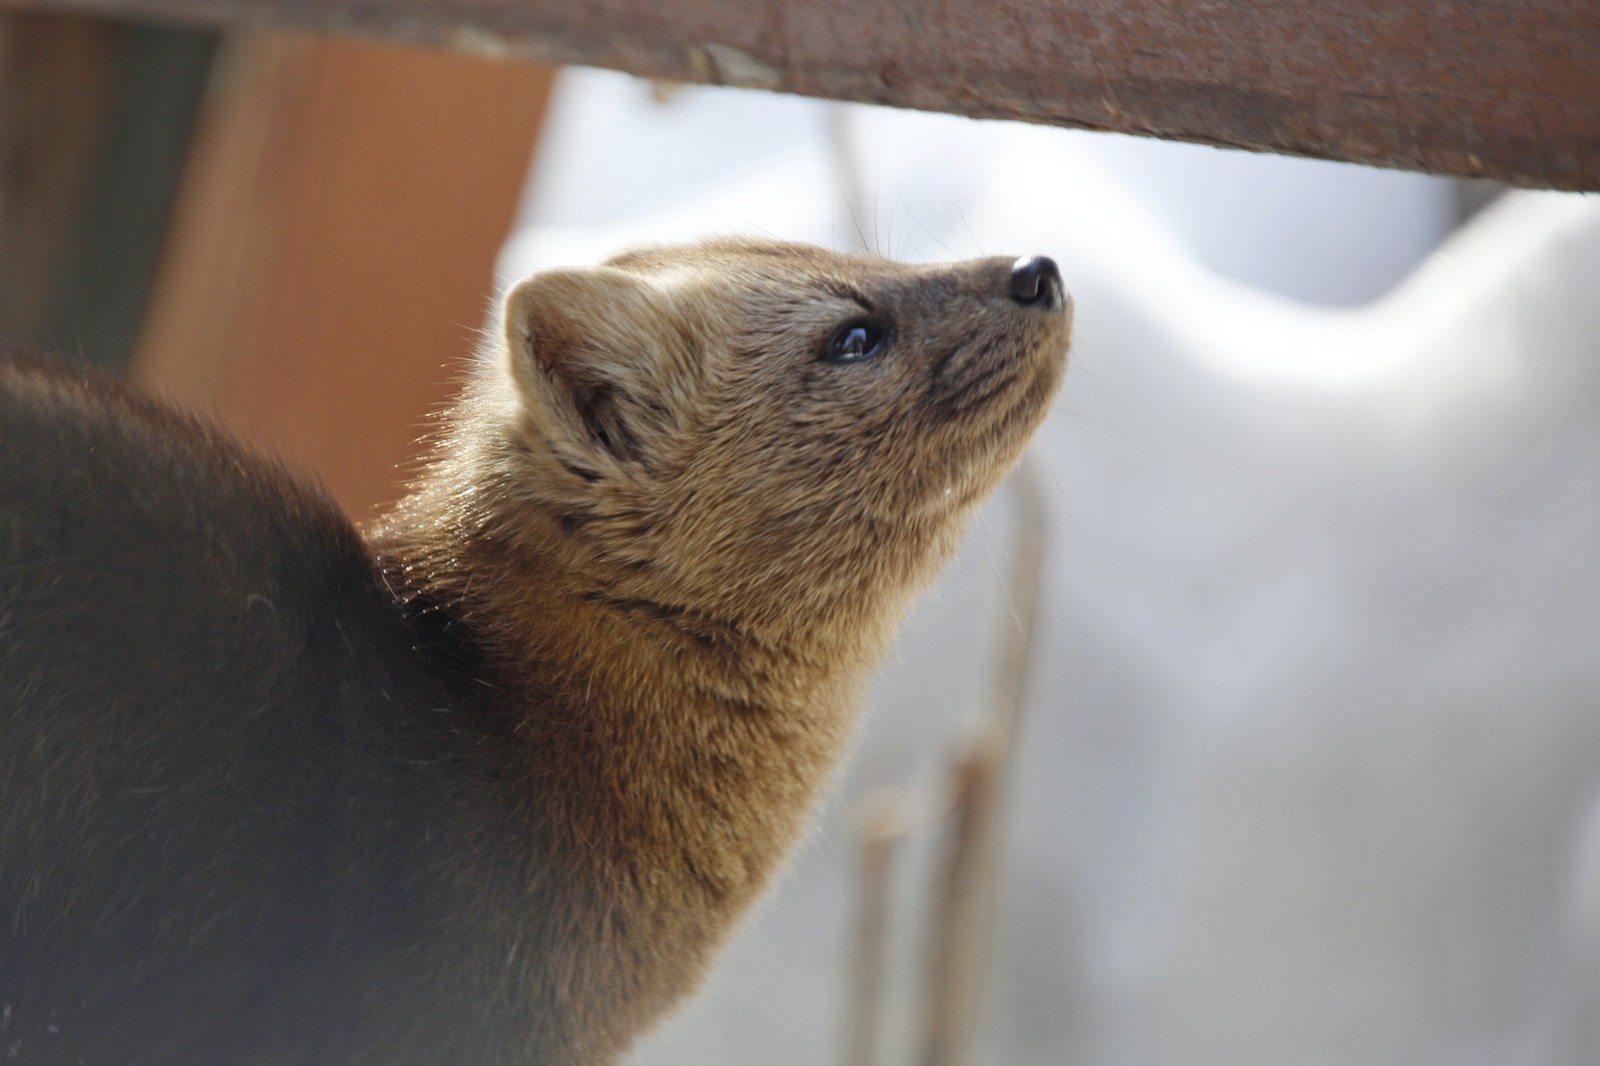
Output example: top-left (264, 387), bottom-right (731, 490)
top-left (1009, 255), bottom-right (1063, 308)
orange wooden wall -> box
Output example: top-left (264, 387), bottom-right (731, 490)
top-left (135, 31), bottom-right (554, 518)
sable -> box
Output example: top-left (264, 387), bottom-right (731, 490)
top-left (0, 239), bottom-right (1069, 1065)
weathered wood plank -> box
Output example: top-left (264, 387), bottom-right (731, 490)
top-left (3, 0), bottom-right (1597, 190)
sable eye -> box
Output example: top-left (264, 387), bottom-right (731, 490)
top-left (823, 321), bottom-right (889, 365)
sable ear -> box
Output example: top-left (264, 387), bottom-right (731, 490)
top-left (502, 266), bottom-right (664, 474)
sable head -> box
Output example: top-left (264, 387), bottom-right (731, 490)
top-left (496, 238), bottom-right (1070, 642)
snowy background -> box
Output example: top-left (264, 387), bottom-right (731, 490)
top-left (500, 68), bottom-right (1600, 1066)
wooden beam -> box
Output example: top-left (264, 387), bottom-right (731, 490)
top-left (0, 12), bottom-right (216, 371)
top-left (48, 19), bottom-right (216, 370)
top-left (0, 11), bottom-right (117, 351)
top-left (3, 0), bottom-right (1597, 190)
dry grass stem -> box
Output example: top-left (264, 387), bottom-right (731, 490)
top-left (844, 788), bottom-right (912, 1066)
top-left (917, 455), bottom-right (1050, 1066)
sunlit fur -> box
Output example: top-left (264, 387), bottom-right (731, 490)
top-left (0, 240), bottom-right (1065, 1065)
top-left (368, 238), bottom-right (1070, 1062)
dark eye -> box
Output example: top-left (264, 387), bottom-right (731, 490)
top-left (823, 320), bottom-right (889, 364)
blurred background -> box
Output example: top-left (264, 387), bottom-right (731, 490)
top-left (5, 15), bottom-right (1600, 1065)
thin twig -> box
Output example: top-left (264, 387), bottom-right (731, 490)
top-left (844, 788), bottom-right (910, 1066)
top-left (917, 454), bottom-right (1050, 1066)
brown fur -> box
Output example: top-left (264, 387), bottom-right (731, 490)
top-left (367, 238), bottom-right (1069, 1061)
top-left (0, 239), bottom-right (1065, 1064)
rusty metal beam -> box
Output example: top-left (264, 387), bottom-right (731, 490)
top-left (4, 0), bottom-right (1597, 190)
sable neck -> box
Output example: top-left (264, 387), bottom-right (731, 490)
top-left (368, 463), bottom-right (880, 1062)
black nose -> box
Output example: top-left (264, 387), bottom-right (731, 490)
top-left (1009, 255), bottom-right (1063, 308)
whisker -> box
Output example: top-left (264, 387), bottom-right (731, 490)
top-left (895, 190), bottom-right (960, 261)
